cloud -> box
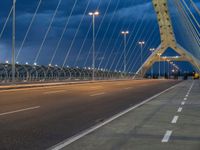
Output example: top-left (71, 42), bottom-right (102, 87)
top-left (2, 0), bottom-right (196, 68)
top-left (113, 2), bottom-right (156, 21)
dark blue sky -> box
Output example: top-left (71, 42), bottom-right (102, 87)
top-left (0, 0), bottom-right (199, 73)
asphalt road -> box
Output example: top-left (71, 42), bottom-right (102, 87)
top-left (0, 79), bottom-right (179, 150)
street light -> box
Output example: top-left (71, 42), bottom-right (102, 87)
top-left (167, 59), bottom-right (170, 79)
top-left (149, 48), bottom-right (155, 52)
top-left (170, 62), bottom-right (174, 77)
top-left (149, 48), bottom-right (155, 78)
top-left (163, 56), bottom-right (167, 78)
top-left (121, 31), bottom-right (129, 74)
top-left (12, 0), bottom-right (16, 84)
top-left (89, 11), bottom-right (99, 81)
top-left (138, 41), bottom-right (145, 76)
top-left (157, 53), bottom-right (162, 79)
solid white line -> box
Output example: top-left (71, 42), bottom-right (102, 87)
top-left (48, 83), bottom-right (181, 150)
top-left (162, 130), bottom-right (173, 143)
top-left (0, 106), bottom-right (40, 116)
top-left (171, 116), bottom-right (179, 124)
top-left (181, 101), bottom-right (185, 105)
top-left (90, 92), bottom-right (105, 97)
top-left (44, 90), bottom-right (66, 95)
top-left (177, 107), bottom-right (183, 113)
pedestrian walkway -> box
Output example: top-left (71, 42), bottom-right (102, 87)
top-left (52, 80), bottom-right (200, 150)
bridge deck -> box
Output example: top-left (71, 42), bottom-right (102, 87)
top-left (60, 80), bottom-right (200, 150)
top-left (0, 80), bottom-right (178, 150)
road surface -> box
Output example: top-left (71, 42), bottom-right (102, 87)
top-left (0, 79), bottom-right (179, 150)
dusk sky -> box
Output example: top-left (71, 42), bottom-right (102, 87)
top-left (0, 0), bottom-right (199, 73)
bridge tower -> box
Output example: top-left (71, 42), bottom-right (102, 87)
top-left (135, 0), bottom-right (200, 78)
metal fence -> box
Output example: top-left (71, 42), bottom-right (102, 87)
top-left (0, 63), bottom-right (133, 83)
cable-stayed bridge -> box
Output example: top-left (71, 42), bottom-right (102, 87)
top-left (135, 0), bottom-right (200, 78)
top-left (0, 1), bottom-right (200, 150)
top-left (0, 0), bottom-right (199, 83)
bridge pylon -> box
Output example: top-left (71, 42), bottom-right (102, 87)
top-left (135, 0), bottom-right (200, 78)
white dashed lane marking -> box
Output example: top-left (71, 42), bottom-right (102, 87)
top-left (90, 92), bottom-right (105, 97)
top-left (0, 106), bottom-right (40, 116)
top-left (181, 101), bottom-right (185, 105)
top-left (44, 90), bottom-right (66, 95)
top-left (162, 130), bottom-right (173, 143)
top-left (171, 116), bottom-right (179, 124)
top-left (177, 107), bottom-right (183, 113)
top-left (124, 87), bottom-right (132, 90)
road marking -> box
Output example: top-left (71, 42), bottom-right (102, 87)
top-left (90, 92), bottom-right (105, 97)
top-left (181, 101), bottom-right (185, 105)
top-left (162, 130), bottom-right (173, 143)
top-left (185, 95), bottom-right (188, 97)
top-left (177, 107), bottom-right (183, 113)
top-left (48, 83), bottom-right (181, 150)
top-left (184, 98), bottom-right (187, 101)
top-left (124, 87), bottom-right (132, 90)
top-left (44, 90), bottom-right (66, 95)
top-left (171, 115), bottom-right (179, 124)
top-left (0, 106), bottom-right (40, 116)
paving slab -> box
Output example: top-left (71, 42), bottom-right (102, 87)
top-left (57, 80), bottom-right (200, 150)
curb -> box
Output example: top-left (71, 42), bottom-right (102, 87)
top-left (0, 79), bottom-right (132, 91)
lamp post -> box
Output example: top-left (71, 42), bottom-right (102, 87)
top-left (138, 41), bottom-right (145, 76)
top-left (163, 56), bottom-right (167, 78)
top-left (167, 59), bottom-right (170, 79)
top-left (12, 0), bottom-right (16, 83)
top-left (157, 53), bottom-right (162, 79)
top-left (89, 11), bottom-right (99, 81)
top-left (121, 31), bottom-right (129, 75)
top-left (170, 61), bottom-right (173, 77)
top-left (149, 48), bottom-right (155, 78)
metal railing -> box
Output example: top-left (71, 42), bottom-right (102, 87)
top-left (0, 63), bottom-right (134, 84)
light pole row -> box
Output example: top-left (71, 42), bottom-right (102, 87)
top-left (88, 11), bottom-right (149, 79)
top-left (148, 50), bottom-right (180, 79)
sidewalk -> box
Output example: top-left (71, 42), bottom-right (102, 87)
top-left (50, 80), bottom-right (200, 150)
